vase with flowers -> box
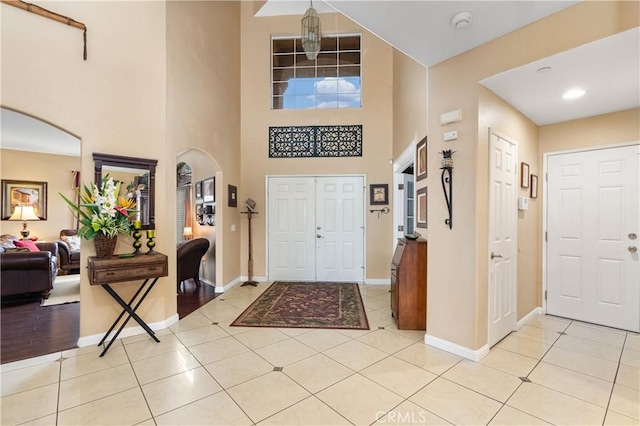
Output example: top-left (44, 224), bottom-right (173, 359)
top-left (60, 175), bottom-right (137, 258)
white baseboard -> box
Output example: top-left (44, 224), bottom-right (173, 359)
top-left (517, 307), bottom-right (542, 330)
top-left (364, 279), bottom-right (391, 285)
top-left (424, 334), bottom-right (490, 361)
top-left (77, 313), bottom-right (179, 348)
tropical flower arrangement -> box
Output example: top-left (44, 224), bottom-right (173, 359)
top-left (60, 176), bottom-right (138, 240)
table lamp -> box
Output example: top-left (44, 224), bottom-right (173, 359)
top-left (9, 205), bottom-right (40, 239)
top-left (183, 226), bottom-right (193, 241)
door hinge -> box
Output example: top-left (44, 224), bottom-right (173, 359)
top-left (545, 173), bottom-right (548, 182)
top-left (398, 225), bottom-right (404, 232)
top-left (398, 183), bottom-right (404, 190)
top-left (545, 231), bottom-right (547, 242)
top-left (544, 290), bottom-right (547, 301)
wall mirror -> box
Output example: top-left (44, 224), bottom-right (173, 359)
top-left (93, 153), bottom-right (158, 230)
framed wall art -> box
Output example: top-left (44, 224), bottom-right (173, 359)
top-left (530, 174), bottom-right (538, 199)
top-left (520, 162), bottom-right (530, 189)
top-left (416, 136), bottom-right (427, 181)
top-left (195, 181), bottom-right (202, 200)
top-left (416, 186), bottom-right (427, 228)
top-left (228, 185), bottom-right (237, 207)
top-left (202, 177), bottom-right (214, 202)
top-left (370, 184), bottom-right (389, 205)
top-left (1, 179), bottom-right (48, 220)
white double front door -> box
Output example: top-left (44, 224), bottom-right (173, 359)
top-left (267, 176), bottom-right (365, 282)
top-left (547, 144), bottom-right (640, 332)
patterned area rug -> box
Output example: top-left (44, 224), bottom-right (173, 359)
top-left (230, 282), bottom-right (369, 330)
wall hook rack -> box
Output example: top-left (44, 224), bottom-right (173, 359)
top-left (370, 206), bottom-right (390, 218)
top-left (440, 150), bottom-right (454, 229)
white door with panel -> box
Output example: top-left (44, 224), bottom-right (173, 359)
top-left (268, 176), bottom-right (364, 282)
top-left (547, 145), bottom-right (639, 332)
top-left (488, 132), bottom-right (518, 347)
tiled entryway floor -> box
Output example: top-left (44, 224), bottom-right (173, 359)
top-left (2, 283), bottom-right (639, 425)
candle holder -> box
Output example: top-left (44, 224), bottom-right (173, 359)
top-left (146, 230), bottom-right (156, 254)
top-left (132, 225), bottom-right (142, 255)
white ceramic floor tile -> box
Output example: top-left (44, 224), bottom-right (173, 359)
top-left (372, 400), bottom-right (452, 425)
top-left (204, 351), bottom-right (274, 389)
top-left (507, 382), bottom-right (606, 425)
top-left (154, 390), bottom-right (252, 425)
top-left (1, 352), bottom-right (63, 374)
top-left (555, 334), bottom-right (623, 363)
top-left (512, 325), bottom-right (561, 345)
top-left (57, 387), bottom-right (152, 425)
top-left (621, 347), bottom-right (640, 368)
top-left (169, 311), bottom-right (213, 333)
top-left (608, 384), bottom-right (640, 420)
top-left (543, 346), bottom-right (619, 382)
top-left (395, 342), bottom-right (462, 375)
top-left (323, 339), bottom-right (388, 371)
top-left (174, 323), bottom-right (230, 347)
top-left (189, 335), bottom-right (250, 365)
top-left (565, 323), bottom-right (626, 347)
top-left (442, 360), bottom-right (522, 402)
top-left (357, 329), bottom-right (417, 354)
top-left (616, 363), bottom-right (640, 390)
top-left (20, 413), bottom-right (58, 425)
top-left (479, 348), bottom-right (539, 377)
top-left (293, 329), bottom-right (352, 352)
top-left (284, 353), bottom-right (355, 394)
top-left (361, 356), bottom-right (437, 398)
top-left (316, 373), bottom-right (405, 425)
top-left (525, 315), bottom-right (572, 333)
top-left (604, 410), bottom-right (640, 425)
top-left (226, 371), bottom-right (310, 423)
top-left (124, 334), bottom-right (186, 362)
top-left (1, 361), bottom-right (60, 397)
top-left (255, 337), bottom-right (317, 366)
top-left (141, 367), bottom-right (222, 416)
top-left (409, 377), bottom-right (502, 425)
top-left (528, 361), bottom-right (613, 407)
top-left (60, 345), bottom-right (129, 380)
top-left (59, 363), bottom-right (139, 411)
top-left (625, 333), bottom-right (640, 352)
top-left (232, 328), bottom-right (290, 350)
top-left (366, 309), bottom-right (396, 329)
top-left (496, 333), bottom-right (551, 359)
top-left (258, 396), bottom-right (351, 425)
top-left (0, 383), bottom-right (58, 426)
top-left (488, 405), bottom-right (551, 425)
top-left (131, 347), bottom-right (201, 385)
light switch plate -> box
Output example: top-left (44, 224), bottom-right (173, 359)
top-left (444, 130), bottom-right (458, 141)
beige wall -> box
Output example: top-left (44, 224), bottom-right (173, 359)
top-left (1, 1), bottom-right (171, 337)
top-left (392, 49), bottom-right (428, 159)
top-left (427, 1), bottom-right (639, 350)
top-left (168, 1), bottom-right (242, 288)
top-left (0, 150), bottom-right (80, 241)
top-left (240, 4), bottom-right (395, 281)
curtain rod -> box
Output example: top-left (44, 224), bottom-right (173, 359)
top-left (1, 0), bottom-right (87, 60)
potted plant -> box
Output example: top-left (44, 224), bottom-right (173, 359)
top-left (60, 175), bottom-right (137, 258)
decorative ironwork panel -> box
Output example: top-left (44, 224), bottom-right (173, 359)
top-left (269, 125), bottom-right (362, 158)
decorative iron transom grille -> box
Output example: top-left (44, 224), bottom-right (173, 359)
top-left (269, 125), bottom-right (363, 158)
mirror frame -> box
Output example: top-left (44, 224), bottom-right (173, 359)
top-left (93, 153), bottom-right (158, 230)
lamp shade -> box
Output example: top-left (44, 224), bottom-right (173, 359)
top-left (183, 226), bottom-right (193, 240)
top-left (301, 4), bottom-right (321, 60)
top-left (9, 205), bottom-right (40, 221)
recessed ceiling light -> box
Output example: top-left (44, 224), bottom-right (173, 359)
top-left (562, 88), bottom-right (586, 100)
top-left (451, 11), bottom-right (473, 29)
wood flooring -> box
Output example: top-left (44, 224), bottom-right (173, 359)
top-left (1, 279), bottom-right (218, 365)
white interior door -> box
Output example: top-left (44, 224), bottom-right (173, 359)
top-left (403, 174), bottom-right (415, 235)
top-left (316, 176), bottom-right (364, 282)
top-left (547, 144), bottom-right (640, 331)
top-left (488, 132), bottom-right (518, 347)
top-left (268, 177), bottom-right (316, 281)
top-left (268, 176), bottom-right (364, 282)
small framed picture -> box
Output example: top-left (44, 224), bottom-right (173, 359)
top-left (416, 136), bottom-right (427, 181)
top-left (202, 177), bottom-right (214, 202)
top-left (416, 187), bottom-right (427, 228)
top-left (228, 184), bottom-right (237, 207)
top-left (370, 184), bottom-right (389, 205)
top-left (530, 174), bottom-right (538, 199)
top-left (520, 162), bottom-right (530, 189)
top-left (1, 179), bottom-right (48, 220)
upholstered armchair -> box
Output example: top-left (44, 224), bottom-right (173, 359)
top-left (177, 238), bottom-right (210, 293)
top-left (56, 229), bottom-right (80, 275)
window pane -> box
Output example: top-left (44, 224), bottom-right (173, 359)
top-left (339, 51), bottom-right (360, 66)
top-left (339, 36), bottom-right (360, 51)
top-left (273, 96), bottom-right (285, 109)
top-left (296, 53), bottom-right (315, 67)
top-left (273, 54), bottom-right (294, 68)
top-left (272, 68), bottom-right (293, 83)
top-left (294, 38), bottom-right (303, 52)
top-left (320, 37), bottom-right (337, 51)
top-left (273, 39), bottom-right (294, 54)
top-left (273, 82), bottom-right (289, 96)
top-left (317, 67), bottom-right (337, 78)
top-left (339, 66), bottom-right (360, 78)
top-left (336, 76), bottom-right (360, 94)
top-left (296, 67), bottom-right (316, 79)
top-left (317, 52), bottom-right (337, 65)
top-left (287, 78), bottom-right (316, 95)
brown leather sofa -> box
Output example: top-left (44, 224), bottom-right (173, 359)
top-left (56, 229), bottom-right (81, 274)
top-left (0, 235), bottom-right (59, 299)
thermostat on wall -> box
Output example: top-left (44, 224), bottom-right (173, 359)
top-left (518, 196), bottom-right (529, 211)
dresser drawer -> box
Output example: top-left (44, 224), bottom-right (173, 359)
top-left (88, 254), bottom-right (168, 285)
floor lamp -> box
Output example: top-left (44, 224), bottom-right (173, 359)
top-left (241, 198), bottom-right (258, 287)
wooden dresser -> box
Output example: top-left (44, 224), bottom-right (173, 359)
top-left (390, 238), bottom-right (427, 330)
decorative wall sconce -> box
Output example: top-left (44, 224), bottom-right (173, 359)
top-left (440, 150), bottom-right (454, 229)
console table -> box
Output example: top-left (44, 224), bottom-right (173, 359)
top-left (88, 253), bottom-right (168, 356)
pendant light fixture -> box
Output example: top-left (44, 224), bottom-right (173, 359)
top-left (301, 0), bottom-right (321, 60)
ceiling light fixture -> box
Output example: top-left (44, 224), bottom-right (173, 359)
top-left (301, 0), bottom-right (321, 60)
top-left (451, 11), bottom-right (473, 29)
top-left (562, 88), bottom-right (586, 100)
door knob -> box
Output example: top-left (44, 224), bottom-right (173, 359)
top-left (629, 233), bottom-right (638, 240)
top-left (629, 246), bottom-right (638, 253)
top-left (317, 234), bottom-right (324, 239)
top-left (491, 252), bottom-right (503, 259)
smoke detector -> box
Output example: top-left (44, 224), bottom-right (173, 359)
top-left (451, 11), bottom-right (473, 29)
